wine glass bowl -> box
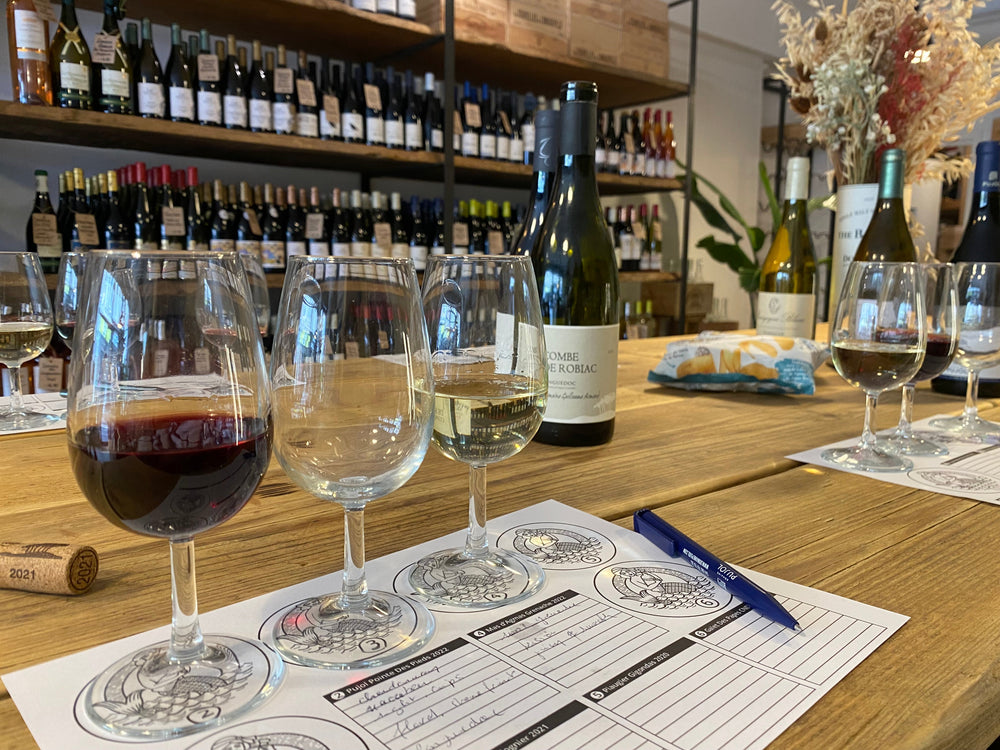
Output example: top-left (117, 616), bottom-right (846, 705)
top-left (54, 251), bottom-right (86, 349)
top-left (67, 250), bottom-right (282, 739)
top-left (269, 256), bottom-right (435, 670)
top-left (408, 254), bottom-right (547, 608)
top-left (823, 261), bottom-right (926, 472)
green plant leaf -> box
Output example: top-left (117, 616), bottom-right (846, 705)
top-left (738, 265), bottom-right (761, 294)
top-left (747, 226), bottom-right (766, 253)
top-left (696, 235), bottom-right (755, 274)
top-left (690, 180), bottom-right (740, 240)
top-left (759, 161), bottom-right (781, 230)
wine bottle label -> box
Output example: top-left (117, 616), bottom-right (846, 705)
top-left (100, 68), bottom-right (130, 98)
top-left (224, 95), bottom-right (249, 127)
top-left (377, 0), bottom-right (396, 11)
top-left (13, 10), bottom-right (46, 59)
top-left (161, 206), bottom-right (186, 237)
top-left (385, 119), bottom-right (404, 147)
top-left (644, 157), bottom-right (657, 178)
top-left (405, 122), bottom-right (422, 149)
top-left (350, 241), bottom-right (369, 257)
top-left (261, 240), bottom-right (286, 268)
top-left (74, 213), bottom-right (99, 247)
top-left (342, 112), bottom-right (364, 140)
top-left (461, 131), bottom-right (479, 157)
top-left (169, 86), bottom-right (194, 119)
top-left (410, 244), bottom-right (428, 270)
top-left (153, 349), bottom-right (170, 377)
top-left (353, 0), bottom-right (377, 11)
top-left (488, 230), bottom-right (504, 255)
top-left (237, 239), bottom-right (262, 258)
top-left (59, 61), bottom-right (90, 92)
top-left (509, 136), bottom-right (524, 163)
top-left (197, 90), bottom-right (222, 123)
top-left (397, 0), bottom-right (416, 16)
top-left (363, 83), bottom-right (382, 112)
top-left (523, 123), bottom-right (535, 154)
top-left (366, 115), bottom-right (385, 143)
top-left (463, 102), bottom-right (482, 128)
top-left (369, 239), bottom-right (388, 258)
top-left (274, 101), bottom-right (296, 133)
top-left (607, 150), bottom-right (620, 168)
top-left (655, 157), bottom-right (666, 178)
top-left (373, 222), bottom-right (392, 252)
top-left (391, 242), bottom-right (409, 259)
top-left (297, 111), bottom-right (319, 137)
top-left (756, 291), bottom-right (816, 339)
top-left (541, 324), bottom-right (618, 424)
top-left (452, 223), bottom-right (469, 247)
top-left (138, 82), bottom-right (165, 116)
top-left (595, 147), bottom-right (607, 166)
top-left (634, 153), bottom-right (646, 175)
top-left (210, 238), bottom-right (235, 252)
top-left (652, 222), bottom-right (662, 241)
top-left (296, 78), bottom-right (317, 108)
top-left (479, 133), bottom-right (497, 159)
top-left (197, 54), bottom-right (220, 83)
top-left (91, 33), bottom-right (119, 65)
top-left (31, 213), bottom-right (59, 250)
top-left (286, 240), bottom-right (307, 258)
top-left (273, 68), bottom-right (294, 95)
top-left (332, 242), bottom-right (351, 257)
top-left (497, 136), bottom-right (510, 160)
top-left (35, 1), bottom-right (57, 24)
top-left (665, 159), bottom-right (676, 179)
top-left (250, 99), bottom-right (273, 130)
top-left (193, 347), bottom-right (211, 375)
top-left (34, 356), bottom-right (64, 394)
top-left (634, 223), bottom-right (646, 241)
top-left (432, 129), bottom-right (444, 149)
top-left (305, 213), bottom-right (325, 239)
top-left (322, 95), bottom-right (341, 137)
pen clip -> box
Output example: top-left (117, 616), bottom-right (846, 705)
top-left (633, 509), bottom-right (678, 557)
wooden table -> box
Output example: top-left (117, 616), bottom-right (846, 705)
top-left (1, 335), bottom-right (996, 749)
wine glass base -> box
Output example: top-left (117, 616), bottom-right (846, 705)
top-left (880, 433), bottom-right (948, 457)
top-left (78, 634), bottom-right (284, 741)
top-left (929, 414), bottom-right (1000, 443)
top-left (270, 591), bottom-right (435, 670)
top-left (0, 408), bottom-right (60, 431)
top-left (408, 547), bottom-right (545, 609)
top-left (821, 445), bottom-right (913, 472)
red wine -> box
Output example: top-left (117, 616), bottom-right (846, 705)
top-left (832, 340), bottom-right (923, 393)
top-left (69, 414), bottom-right (270, 539)
top-left (913, 333), bottom-right (955, 382)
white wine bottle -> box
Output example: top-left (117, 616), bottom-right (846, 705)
top-left (756, 156), bottom-right (816, 338)
top-left (531, 81), bottom-right (620, 446)
top-left (852, 148), bottom-right (916, 263)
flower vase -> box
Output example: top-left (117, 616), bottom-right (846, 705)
top-left (827, 182), bottom-right (878, 321)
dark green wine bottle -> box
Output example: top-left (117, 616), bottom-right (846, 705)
top-left (531, 81), bottom-right (620, 446)
top-left (852, 148), bottom-right (916, 263)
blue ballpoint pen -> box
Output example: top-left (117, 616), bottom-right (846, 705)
top-left (633, 509), bottom-right (800, 631)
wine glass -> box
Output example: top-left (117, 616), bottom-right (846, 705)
top-left (822, 261), bottom-right (926, 472)
top-left (0, 251), bottom-right (58, 430)
top-left (67, 250), bottom-right (283, 740)
top-left (269, 256), bottom-right (435, 669)
top-left (240, 252), bottom-right (270, 338)
top-left (881, 263), bottom-right (958, 455)
top-left (930, 262), bottom-right (1000, 442)
top-left (409, 255), bottom-right (547, 608)
top-left (54, 251), bottom-right (86, 350)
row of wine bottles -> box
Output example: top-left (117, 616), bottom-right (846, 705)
top-left (607, 203), bottom-right (669, 272)
top-left (597, 109), bottom-right (677, 178)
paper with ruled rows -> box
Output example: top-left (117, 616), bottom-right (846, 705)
top-left (790, 414), bottom-right (1000, 505)
top-left (0, 392), bottom-right (65, 435)
top-left (4, 500), bottom-right (906, 750)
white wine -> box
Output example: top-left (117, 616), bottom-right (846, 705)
top-left (832, 340), bottom-right (923, 393)
top-left (0, 321), bottom-right (52, 365)
top-left (433, 376), bottom-right (546, 465)
top-left (757, 156), bottom-right (816, 338)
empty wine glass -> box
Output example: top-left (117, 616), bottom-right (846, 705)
top-left (930, 262), bottom-right (1000, 442)
top-left (0, 251), bottom-right (58, 430)
top-left (54, 251), bottom-right (86, 350)
top-left (240, 252), bottom-right (270, 338)
top-left (67, 250), bottom-right (283, 739)
top-left (269, 256), bottom-right (435, 669)
top-left (409, 255), bottom-right (547, 608)
top-left (882, 263), bottom-right (958, 455)
top-left (823, 261), bottom-right (926, 472)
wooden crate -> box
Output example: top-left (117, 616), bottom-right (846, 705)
top-left (620, 0), bottom-right (669, 80)
top-left (640, 280), bottom-right (713, 320)
top-left (568, 0), bottom-right (621, 68)
top-left (417, 0), bottom-right (567, 55)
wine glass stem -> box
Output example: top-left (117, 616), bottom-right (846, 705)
top-left (7, 365), bottom-right (25, 414)
top-left (465, 464), bottom-right (489, 558)
top-left (340, 507), bottom-right (371, 610)
top-left (964, 369), bottom-right (981, 426)
top-left (860, 393), bottom-right (879, 452)
top-left (898, 383), bottom-right (915, 438)
top-left (168, 537), bottom-right (205, 662)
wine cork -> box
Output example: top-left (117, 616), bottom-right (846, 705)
top-left (0, 542), bottom-right (98, 595)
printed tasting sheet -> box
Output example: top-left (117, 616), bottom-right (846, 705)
top-left (790, 414), bottom-right (1000, 504)
top-left (0, 392), bottom-right (66, 436)
top-left (4, 500), bottom-right (907, 750)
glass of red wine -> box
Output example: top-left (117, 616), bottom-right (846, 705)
top-left (822, 261), bottom-right (926, 472)
top-left (54, 251), bottom-right (86, 351)
top-left (67, 250), bottom-right (283, 740)
top-left (931, 262), bottom-right (1000, 442)
top-left (882, 263), bottom-right (958, 456)
top-left (268, 256), bottom-right (435, 669)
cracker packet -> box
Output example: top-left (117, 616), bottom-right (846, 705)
top-left (648, 332), bottom-right (829, 395)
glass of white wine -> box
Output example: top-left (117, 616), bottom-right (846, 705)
top-left (0, 252), bottom-right (58, 430)
top-left (823, 261), bottom-right (926, 472)
top-left (409, 255), bottom-right (547, 608)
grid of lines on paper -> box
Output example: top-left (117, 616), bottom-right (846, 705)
top-left (492, 701), bottom-right (663, 750)
top-left (328, 638), bottom-right (559, 750)
top-left (470, 590), bottom-right (669, 687)
top-left (590, 638), bottom-right (814, 750)
top-left (698, 596), bottom-right (890, 685)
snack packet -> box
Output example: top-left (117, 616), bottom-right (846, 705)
top-left (648, 332), bottom-right (828, 395)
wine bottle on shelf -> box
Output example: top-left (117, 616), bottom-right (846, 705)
top-left (485, 200), bottom-right (505, 255)
top-left (377, 0), bottom-right (396, 16)
top-left (284, 185), bottom-right (307, 260)
top-left (478, 83), bottom-right (496, 160)
top-left (468, 200), bottom-right (487, 254)
top-left (163, 23), bottom-right (194, 122)
top-left (531, 81), bottom-right (619, 447)
top-left (94, 172), bottom-right (109, 236)
top-left (222, 34), bottom-right (247, 129)
top-left (26, 170), bottom-right (61, 273)
top-left (132, 162), bottom-right (157, 248)
top-left (643, 110), bottom-right (657, 177)
top-left (186, 32), bottom-right (198, 67)
top-left (636, 205), bottom-right (650, 270)
top-left (409, 195), bottom-right (429, 271)
top-left (56, 171), bottom-right (71, 252)
top-left (933, 140), bottom-right (1000, 397)
top-left (93, 0), bottom-right (131, 114)
top-left (397, 0), bottom-right (415, 20)
top-left (248, 39), bottom-right (272, 133)
top-left (305, 186), bottom-right (329, 257)
top-left (184, 166), bottom-right (208, 250)
top-left (272, 44), bottom-right (295, 135)
top-left (508, 93), bottom-right (524, 164)
top-left (594, 110), bottom-right (608, 173)
top-left (123, 19), bottom-right (138, 70)
top-left (512, 108), bottom-right (559, 256)
top-left (384, 67), bottom-right (404, 149)
top-left (295, 51), bottom-right (319, 138)
top-left (341, 63), bottom-right (364, 143)
top-left (520, 92), bottom-right (537, 165)
top-left (363, 63), bottom-right (385, 147)
top-left (194, 29), bottom-right (221, 126)
top-left (135, 17), bottom-right (165, 118)
top-left (389, 193), bottom-right (409, 258)
top-left (460, 80), bottom-right (480, 158)
top-left (852, 148), bottom-right (916, 263)
top-left (430, 198), bottom-right (446, 256)
top-left (502, 200), bottom-right (515, 246)
top-left (369, 192), bottom-right (391, 257)
top-left (7, 0), bottom-right (52, 105)
top-left (208, 179), bottom-right (235, 252)
top-left (155, 165), bottom-right (184, 250)
top-left (101, 169), bottom-right (131, 249)
top-left (660, 110), bottom-right (676, 178)
top-left (495, 90), bottom-right (512, 161)
top-left (649, 204), bottom-right (664, 271)
top-left (403, 70), bottom-right (423, 151)
top-left (236, 181), bottom-right (262, 260)
top-left (51, 0), bottom-right (91, 109)
top-left (260, 183), bottom-right (286, 271)
top-left (330, 188), bottom-right (351, 257)
top-left (320, 60), bottom-right (342, 141)
top-left (69, 167), bottom-right (98, 251)
top-left (756, 156), bottom-right (816, 338)
top-left (633, 111), bottom-right (646, 177)
top-left (618, 113), bottom-right (634, 176)
top-left (423, 72), bottom-right (443, 153)
top-left (349, 189), bottom-right (372, 257)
